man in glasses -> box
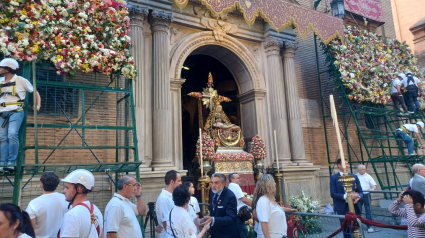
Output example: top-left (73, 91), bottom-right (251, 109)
top-left (104, 175), bottom-right (147, 238)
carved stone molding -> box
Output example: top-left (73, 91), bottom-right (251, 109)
top-left (128, 4), bottom-right (148, 27)
top-left (170, 27), bottom-right (187, 45)
top-left (200, 18), bottom-right (238, 41)
top-left (264, 37), bottom-right (283, 56)
top-left (169, 31), bottom-right (265, 90)
top-left (251, 45), bottom-right (260, 60)
top-left (283, 41), bottom-right (298, 58)
top-left (149, 10), bottom-right (173, 34)
top-left (193, 6), bottom-right (228, 21)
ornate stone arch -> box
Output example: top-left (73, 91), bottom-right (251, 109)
top-left (169, 31), bottom-right (265, 92)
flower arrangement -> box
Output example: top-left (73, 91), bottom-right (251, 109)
top-left (213, 152), bottom-right (253, 162)
top-left (0, 0), bottom-right (137, 79)
top-left (196, 132), bottom-right (215, 162)
top-left (288, 190), bottom-right (322, 237)
top-left (327, 26), bottom-right (423, 104)
top-left (250, 134), bottom-right (266, 160)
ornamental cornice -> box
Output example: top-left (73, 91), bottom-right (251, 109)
top-left (128, 4), bottom-right (149, 16)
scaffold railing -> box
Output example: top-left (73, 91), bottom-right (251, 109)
top-left (315, 35), bottom-right (423, 192)
top-left (0, 60), bottom-right (143, 217)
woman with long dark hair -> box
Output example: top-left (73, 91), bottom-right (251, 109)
top-left (183, 181), bottom-right (201, 221)
top-left (0, 203), bottom-right (35, 238)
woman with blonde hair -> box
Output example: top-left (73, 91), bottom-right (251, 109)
top-left (252, 174), bottom-right (297, 238)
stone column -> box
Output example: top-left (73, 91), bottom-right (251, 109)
top-left (264, 37), bottom-right (292, 166)
top-left (149, 10), bottom-right (174, 168)
top-left (129, 5), bottom-right (149, 168)
top-left (282, 42), bottom-right (311, 166)
top-left (171, 79), bottom-right (186, 170)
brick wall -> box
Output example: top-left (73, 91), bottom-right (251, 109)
top-left (294, 0), bottom-right (398, 165)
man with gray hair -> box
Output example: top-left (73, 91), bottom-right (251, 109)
top-left (356, 164), bottom-right (377, 233)
top-left (201, 173), bottom-right (239, 238)
top-left (104, 175), bottom-right (146, 238)
top-left (411, 164), bottom-right (425, 196)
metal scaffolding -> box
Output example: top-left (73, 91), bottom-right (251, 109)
top-left (0, 61), bottom-right (143, 232)
top-left (315, 35), bottom-right (425, 192)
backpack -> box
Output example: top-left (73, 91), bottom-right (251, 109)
top-left (57, 202), bottom-right (100, 238)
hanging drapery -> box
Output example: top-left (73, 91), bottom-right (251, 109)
top-left (173, 0), bottom-right (345, 44)
top-left (344, 0), bottom-right (384, 23)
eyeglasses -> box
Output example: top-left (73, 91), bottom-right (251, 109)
top-left (125, 183), bottom-right (136, 187)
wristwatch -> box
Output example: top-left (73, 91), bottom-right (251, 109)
top-left (136, 193), bottom-right (142, 198)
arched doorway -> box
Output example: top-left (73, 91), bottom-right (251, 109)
top-left (169, 32), bottom-right (269, 171)
top-left (181, 54), bottom-right (240, 174)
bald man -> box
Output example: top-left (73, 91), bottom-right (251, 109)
top-left (411, 164), bottom-right (425, 196)
top-left (356, 165), bottom-right (377, 233)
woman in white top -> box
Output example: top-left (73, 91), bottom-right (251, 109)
top-left (184, 181), bottom-right (201, 221)
top-left (168, 185), bottom-right (210, 238)
top-left (0, 203), bottom-right (35, 238)
top-left (252, 174), bottom-right (297, 238)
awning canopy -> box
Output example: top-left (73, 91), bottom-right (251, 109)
top-left (174, 0), bottom-right (345, 44)
top-left (345, 0), bottom-right (384, 23)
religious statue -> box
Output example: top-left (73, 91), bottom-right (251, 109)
top-left (187, 72), bottom-right (244, 148)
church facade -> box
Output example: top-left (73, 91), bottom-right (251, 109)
top-left (129, 0), bottom-right (397, 204)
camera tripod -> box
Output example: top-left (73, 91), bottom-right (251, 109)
top-left (144, 202), bottom-right (159, 238)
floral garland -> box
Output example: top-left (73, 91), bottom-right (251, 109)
top-left (327, 26), bottom-right (423, 104)
top-left (0, 0), bottom-right (137, 79)
top-left (196, 132), bottom-right (215, 162)
top-left (213, 152), bottom-right (253, 162)
top-left (250, 134), bottom-right (266, 160)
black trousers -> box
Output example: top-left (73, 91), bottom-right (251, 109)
top-left (236, 216), bottom-right (248, 238)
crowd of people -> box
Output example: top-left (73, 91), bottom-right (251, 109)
top-left (4, 164), bottom-right (425, 238)
top-left (0, 169), bottom-right (298, 238)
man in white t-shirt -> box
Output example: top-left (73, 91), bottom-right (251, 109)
top-left (396, 121), bottom-right (425, 156)
top-left (155, 170), bottom-right (182, 238)
top-left (104, 175), bottom-right (146, 238)
top-left (26, 172), bottom-right (69, 238)
top-left (228, 173), bottom-right (252, 238)
top-left (356, 165), bottom-right (377, 233)
top-left (391, 73), bottom-right (408, 112)
top-left (60, 169), bottom-right (104, 238)
top-left (402, 71), bottom-right (423, 113)
top-left (0, 58), bottom-right (41, 172)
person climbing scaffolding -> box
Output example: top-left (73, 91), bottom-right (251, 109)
top-left (396, 121), bottom-right (425, 156)
top-left (0, 58), bottom-right (41, 173)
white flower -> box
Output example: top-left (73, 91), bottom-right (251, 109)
top-left (10, 1), bottom-right (19, 6)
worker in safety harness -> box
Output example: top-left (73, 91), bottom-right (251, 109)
top-left (396, 121), bottom-right (425, 156)
top-left (0, 58), bottom-right (41, 173)
top-left (59, 169), bottom-right (104, 238)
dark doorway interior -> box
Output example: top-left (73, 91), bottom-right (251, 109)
top-left (181, 54), bottom-right (239, 175)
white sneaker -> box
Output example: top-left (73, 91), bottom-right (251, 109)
top-left (409, 153), bottom-right (417, 156)
top-left (368, 228), bottom-right (374, 233)
top-left (408, 111), bottom-right (415, 114)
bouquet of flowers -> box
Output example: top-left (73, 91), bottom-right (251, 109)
top-left (0, 0), bottom-right (137, 79)
top-left (250, 134), bottom-right (266, 160)
top-left (288, 190), bottom-right (322, 237)
top-left (327, 25), bottom-right (423, 104)
top-left (196, 132), bottom-right (215, 162)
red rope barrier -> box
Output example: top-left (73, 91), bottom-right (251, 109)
top-left (326, 212), bottom-right (408, 238)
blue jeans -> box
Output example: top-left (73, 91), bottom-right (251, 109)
top-left (396, 130), bottom-right (414, 155)
top-left (358, 193), bottom-right (372, 228)
top-left (405, 93), bottom-right (420, 112)
top-left (0, 110), bottom-right (24, 165)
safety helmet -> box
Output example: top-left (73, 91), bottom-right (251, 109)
top-left (61, 169), bottom-right (95, 191)
top-left (417, 121), bottom-right (424, 129)
top-left (0, 58), bottom-right (19, 70)
top-left (406, 71), bottom-right (413, 75)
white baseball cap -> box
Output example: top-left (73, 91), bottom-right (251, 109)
top-left (417, 121), bottom-right (424, 129)
top-left (406, 71), bottom-right (413, 75)
top-left (0, 58), bottom-right (19, 70)
top-left (398, 73), bottom-right (405, 78)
